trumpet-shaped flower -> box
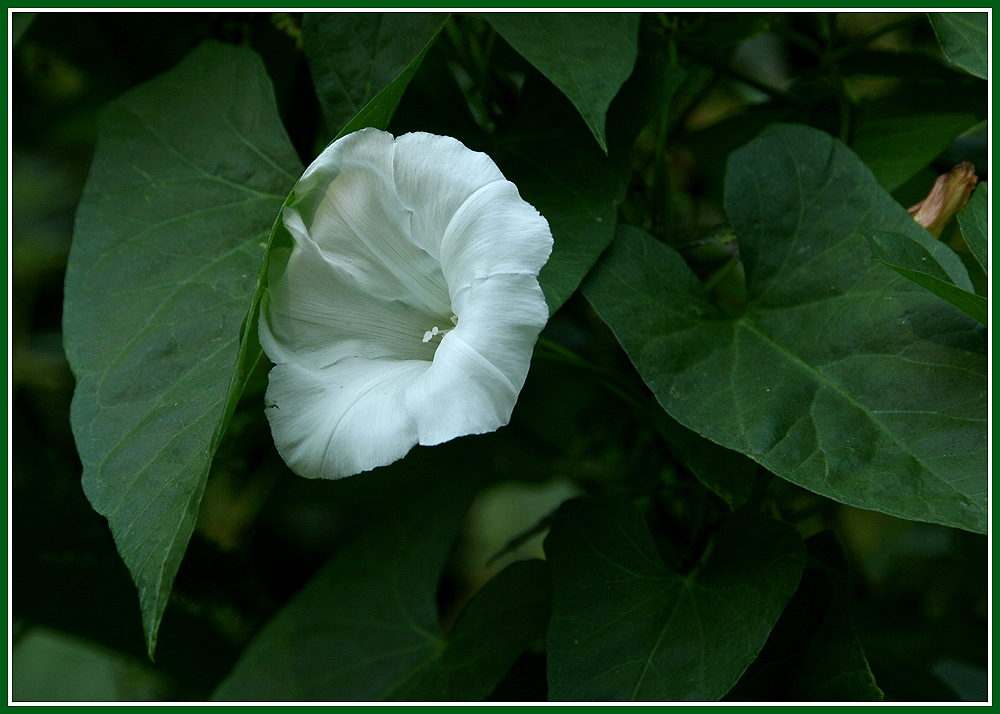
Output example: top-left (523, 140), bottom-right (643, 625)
top-left (259, 128), bottom-right (553, 479)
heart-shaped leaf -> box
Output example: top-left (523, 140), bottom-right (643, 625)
top-left (583, 124), bottom-right (987, 533)
top-left (545, 498), bottom-right (805, 700)
top-left (63, 40), bottom-right (303, 656)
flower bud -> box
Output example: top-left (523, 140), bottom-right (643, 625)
top-left (908, 162), bottom-right (978, 239)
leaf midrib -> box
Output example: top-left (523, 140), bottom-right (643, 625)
top-left (734, 314), bottom-right (979, 509)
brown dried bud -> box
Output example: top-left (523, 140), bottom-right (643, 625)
top-left (908, 162), bottom-right (978, 239)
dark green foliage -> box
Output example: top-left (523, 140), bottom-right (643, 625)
top-left (14, 10), bottom-right (988, 703)
top-left (213, 456), bottom-right (483, 701)
top-left (545, 498), bottom-right (804, 700)
top-left (958, 183), bottom-right (989, 274)
top-left (583, 126), bottom-right (987, 534)
top-left (485, 13), bottom-right (641, 152)
top-left (863, 229), bottom-right (987, 325)
top-left (303, 13), bottom-right (448, 138)
top-left (928, 12), bottom-right (988, 79)
top-left (725, 533), bottom-right (883, 701)
top-left (63, 40), bottom-right (303, 656)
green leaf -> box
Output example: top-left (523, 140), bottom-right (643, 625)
top-left (582, 124), bottom-right (987, 533)
top-left (929, 12), bottom-right (988, 79)
top-left (545, 498), bottom-right (805, 701)
top-left (682, 103), bottom-right (798, 201)
top-left (726, 532), bottom-right (883, 701)
top-left (499, 57), bottom-right (685, 312)
top-left (652, 409), bottom-right (759, 509)
top-left (302, 13), bottom-right (448, 137)
top-left (852, 90), bottom-right (982, 192)
top-left (62, 40), bottom-right (303, 656)
top-left (863, 229), bottom-right (987, 325)
top-left (485, 12), bottom-right (640, 153)
top-left (212, 451), bottom-right (487, 701)
top-left (388, 560), bottom-right (552, 701)
top-left (958, 182), bottom-right (988, 274)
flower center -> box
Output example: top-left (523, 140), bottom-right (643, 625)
top-left (422, 314), bottom-right (459, 343)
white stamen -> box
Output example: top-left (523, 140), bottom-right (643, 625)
top-left (422, 316), bottom-right (458, 344)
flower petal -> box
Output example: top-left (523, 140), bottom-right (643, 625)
top-left (261, 128), bottom-right (554, 480)
top-left (391, 132), bottom-right (507, 260)
top-left (438, 180), bottom-right (553, 300)
top-left (407, 272), bottom-right (549, 446)
top-left (260, 231), bottom-right (440, 369)
top-left (292, 128), bottom-right (451, 316)
top-left (264, 358), bottom-right (428, 479)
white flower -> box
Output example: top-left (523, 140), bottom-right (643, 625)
top-left (259, 128), bottom-right (553, 479)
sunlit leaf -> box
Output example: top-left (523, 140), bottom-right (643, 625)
top-left (63, 40), bottom-right (303, 656)
top-left (485, 12), bottom-right (640, 153)
top-left (929, 12), bottom-right (988, 79)
top-left (302, 13), bottom-right (448, 137)
top-left (583, 125), bottom-right (987, 533)
top-left (864, 229), bottom-right (987, 325)
top-left (545, 498), bottom-right (804, 700)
